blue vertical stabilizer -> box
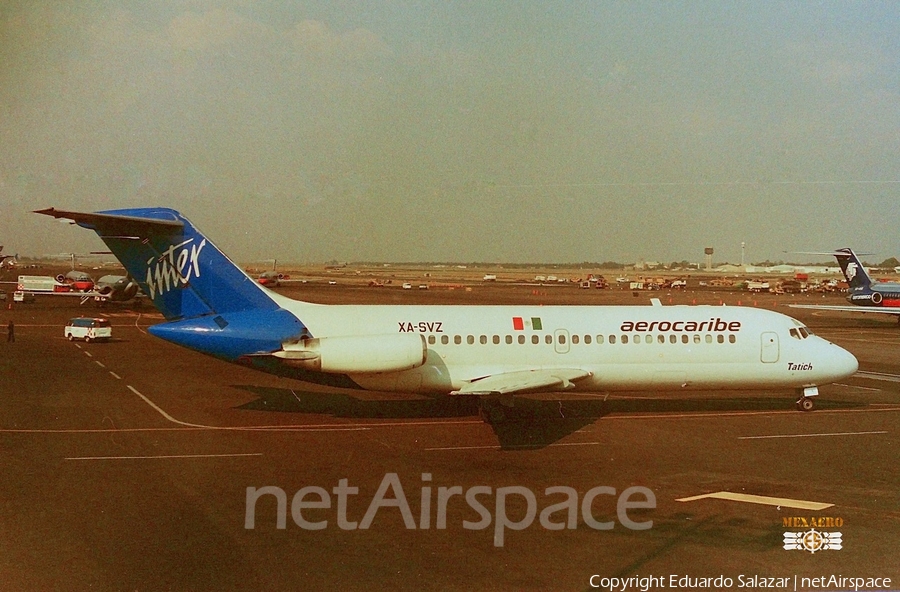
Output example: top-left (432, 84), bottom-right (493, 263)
top-left (35, 207), bottom-right (307, 360)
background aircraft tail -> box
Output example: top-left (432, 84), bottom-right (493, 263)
top-left (832, 248), bottom-right (873, 290)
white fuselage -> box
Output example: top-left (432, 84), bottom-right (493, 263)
top-left (268, 292), bottom-right (858, 395)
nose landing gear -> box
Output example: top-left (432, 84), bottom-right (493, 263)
top-left (796, 386), bottom-right (819, 412)
top-left (796, 397), bottom-right (815, 412)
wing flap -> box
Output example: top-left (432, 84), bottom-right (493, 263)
top-left (450, 368), bottom-right (592, 396)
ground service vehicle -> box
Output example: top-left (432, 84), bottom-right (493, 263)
top-left (64, 317), bottom-right (112, 342)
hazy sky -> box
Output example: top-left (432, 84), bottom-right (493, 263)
top-left (2, 1), bottom-right (899, 265)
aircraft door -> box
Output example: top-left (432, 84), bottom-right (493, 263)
top-left (554, 329), bottom-right (570, 354)
top-left (760, 331), bottom-right (779, 363)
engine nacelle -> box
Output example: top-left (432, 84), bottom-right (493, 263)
top-left (272, 333), bottom-right (427, 374)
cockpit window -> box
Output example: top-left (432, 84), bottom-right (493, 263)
top-left (789, 326), bottom-right (812, 340)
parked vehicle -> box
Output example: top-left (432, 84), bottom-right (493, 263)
top-left (64, 317), bottom-right (112, 342)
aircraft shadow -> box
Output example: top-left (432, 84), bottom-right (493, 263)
top-left (232, 386), bottom-right (867, 450)
top-left (234, 385), bottom-right (480, 419)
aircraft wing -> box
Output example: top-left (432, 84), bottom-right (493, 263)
top-left (789, 304), bottom-right (900, 315)
top-left (451, 368), bottom-right (592, 396)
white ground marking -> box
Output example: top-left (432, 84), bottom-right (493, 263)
top-left (833, 383), bottom-right (880, 391)
top-left (124, 386), bottom-right (472, 431)
top-left (126, 385), bottom-right (203, 428)
top-left (738, 430), bottom-right (887, 440)
top-left (855, 371), bottom-right (900, 382)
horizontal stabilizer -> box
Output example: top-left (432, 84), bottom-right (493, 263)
top-left (450, 368), bottom-right (592, 396)
top-left (789, 250), bottom-right (873, 257)
top-left (35, 207), bottom-right (183, 237)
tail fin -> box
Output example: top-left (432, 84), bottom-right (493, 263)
top-left (35, 207), bottom-right (278, 321)
top-left (832, 248), bottom-right (873, 290)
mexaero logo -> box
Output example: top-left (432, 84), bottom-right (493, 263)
top-left (845, 261), bottom-right (858, 281)
top-left (144, 237), bottom-right (207, 299)
top-left (783, 529), bottom-right (842, 553)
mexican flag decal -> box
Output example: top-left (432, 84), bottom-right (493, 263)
top-left (512, 316), bottom-right (542, 331)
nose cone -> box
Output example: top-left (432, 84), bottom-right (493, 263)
top-left (824, 342), bottom-right (858, 382)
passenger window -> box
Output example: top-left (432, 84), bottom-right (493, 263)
top-left (492, 335), bottom-right (500, 345)
top-left (597, 335), bottom-right (604, 344)
top-left (729, 335), bottom-right (736, 343)
top-left (428, 335), bottom-right (436, 345)
top-left (467, 335), bottom-right (475, 345)
top-left (441, 335), bottom-right (449, 345)
top-left (645, 335), bottom-right (652, 344)
top-left (480, 335), bottom-right (487, 345)
top-left (693, 335), bottom-right (701, 344)
top-left (532, 335), bottom-right (539, 344)
top-left (454, 335), bottom-right (461, 345)
top-left (705, 335), bottom-right (713, 343)
top-left (572, 334), bottom-right (579, 345)
top-left (559, 334), bottom-right (567, 344)
top-left (669, 335), bottom-right (676, 344)
top-left (657, 335), bottom-right (665, 344)
top-left (609, 335), bottom-right (616, 344)
top-left (518, 335), bottom-right (525, 344)
top-left (506, 335), bottom-right (513, 344)
top-left (717, 334), bottom-right (724, 343)
top-left (681, 335), bottom-right (688, 344)
top-left (545, 334), bottom-right (552, 345)
top-left (621, 335), bottom-right (628, 344)
top-left (584, 335), bottom-right (592, 345)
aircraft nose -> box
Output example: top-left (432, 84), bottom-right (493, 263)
top-left (825, 343), bottom-right (858, 381)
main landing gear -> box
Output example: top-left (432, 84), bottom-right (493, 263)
top-left (796, 386), bottom-right (819, 412)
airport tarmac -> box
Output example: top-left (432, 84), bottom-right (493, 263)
top-left (1, 285), bottom-right (898, 591)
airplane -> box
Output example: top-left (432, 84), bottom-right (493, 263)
top-left (92, 274), bottom-right (141, 303)
top-left (7, 272), bottom-right (140, 304)
top-left (789, 248), bottom-right (900, 321)
top-left (35, 207), bottom-right (858, 417)
top-left (251, 259), bottom-right (308, 288)
top-left (257, 270), bottom-right (283, 287)
top-left (255, 270), bottom-right (307, 288)
top-left (61, 270), bottom-right (94, 292)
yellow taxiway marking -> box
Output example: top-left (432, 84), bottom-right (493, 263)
top-left (676, 491), bottom-right (833, 511)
